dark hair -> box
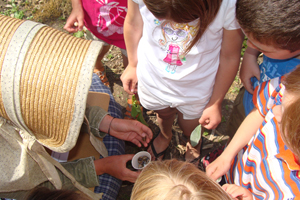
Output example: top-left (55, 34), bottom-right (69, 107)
top-left (143, 0), bottom-right (222, 54)
top-left (236, 0), bottom-right (300, 52)
top-left (25, 187), bottom-right (91, 200)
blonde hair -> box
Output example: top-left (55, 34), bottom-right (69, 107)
top-left (131, 159), bottom-right (232, 200)
top-left (281, 65), bottom-right (300, 159)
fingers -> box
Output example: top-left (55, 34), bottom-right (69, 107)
top-left (77, 19), bottom-right (84, 31)
top-left (64, 20), bottom-right (77, 33)
top-left (199, 117), bottom-right (220, 130)
top-left (206, 166), bottom-right (220, 181)
top-left (132, 122), bottom-right (153, 147)
top-left (130, 81), bottom-right (138, 94)
top-left (242, 79), bottom-right (254, 94)
top-left (125, 170), bottom-right (140, 183)
top-left (222, 184), bottom-right (245, 200)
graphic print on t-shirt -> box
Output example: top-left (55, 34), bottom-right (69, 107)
top-left (96, 0), bottom-right (127, 37)
top-left (157, 21), bottom-right (196, 74)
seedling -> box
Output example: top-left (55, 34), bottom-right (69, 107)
top-left (221, 116), bottom-right (226, 123)
top-left (131, 94), bottom-right (148, 126)
top-left (203, 131), bottom-right (209, 136)
top-left (73, 30), bottom-right (84, 38)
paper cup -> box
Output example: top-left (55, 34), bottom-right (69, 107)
top-left (132, 151), bottom-right (151, 170)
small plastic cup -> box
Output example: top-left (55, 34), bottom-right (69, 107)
top-left (131, 151), bottom-right (151, 170)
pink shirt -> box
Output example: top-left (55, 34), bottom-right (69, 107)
top-left (82, 0), bottom-right (127, 49)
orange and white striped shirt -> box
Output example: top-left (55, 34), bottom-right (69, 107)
top-left (228, 77), bottom-right (300, 199)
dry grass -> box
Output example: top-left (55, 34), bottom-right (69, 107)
top-left (31, 0), bottom-right (71, 23)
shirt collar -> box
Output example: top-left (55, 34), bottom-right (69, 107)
top-left (276, 148), bottom-right (300, 171)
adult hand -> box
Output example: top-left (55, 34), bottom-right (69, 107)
top-left (120, 65), bottom-right (138, 95)
top-left (199, 103), bottom-right (221, 130)
top-left (94, 154), bottom-right (140, 183)
top-left (206, 154), bottom-right (231, 181)
top-left (222, 184), bottom-right (253, 200)
top-left (240, 47), bottom-right (260, 94)
top-left (102, 117), bottom-right (153, 147)
top-left (63, 3), bottom-right (84, 33)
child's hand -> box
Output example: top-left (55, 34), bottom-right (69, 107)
top-left (64, 4), bottom-right (84, 33)
top-left (199, 103), bottom-right (221, 130)
top-left (206, 154), bottom-right (231, 181)
top-left (121, 64), bottom-right (138, 95)
top-left (222, 184), bottom-right (253, 200)
top-left (240, 47), bottom-right (260, 94)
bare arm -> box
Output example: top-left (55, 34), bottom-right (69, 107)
top-left (64, 0), bottom-right (84, 33)
top-left (240, 47), bottom-right (261, 94)
top-left (199, 29), bottom-right (244, 129)
top-left (206, 108), bottom-right (264, 180)
top-left (120, 0), bottom-right (143, 94)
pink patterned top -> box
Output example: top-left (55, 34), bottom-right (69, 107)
top-left (82, 0), bottom-right (127, 49)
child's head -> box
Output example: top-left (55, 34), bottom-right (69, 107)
top-left (277, 65), bottom-right (300, 160)
top-left (236, 0), bottom-right (300, 59)
top-left (131, 159), bottom-right (232, 200)
top-left (143, 0), bottom-right (222, 54)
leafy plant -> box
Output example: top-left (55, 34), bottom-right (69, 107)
top-left (2, 0), bottom-right (25, 19)
top-left (73, 30), bottom-right (84, 38)
top-left (131, 94), bottom-right (148, 126)
top-left (107, 54), bottom-right (114, 60)
top-left (203, 131), bottom-right (209, 136)
top-left (241, 36), bottom-right (248, 57)
top-left (221, 116), bottom-right (226, 123)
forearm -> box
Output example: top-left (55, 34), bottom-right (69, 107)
top-left (124, 0), bottom-right (143, 67)
top-left (208, 29), bottom-right (243, 107)
top-left (222, 108), bottom-right (263, 160)
top-left (71, 0), bottom-right (83, 9)
top-left (208, 55), bottom-right (240, 107)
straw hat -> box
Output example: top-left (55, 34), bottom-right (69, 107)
top-left (0, 15), bottom-right (103, 153)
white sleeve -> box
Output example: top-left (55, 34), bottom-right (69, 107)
top-left (131, 0), bottom-right (139, 4)
top-left (223, 0), bottom-right (240, 30)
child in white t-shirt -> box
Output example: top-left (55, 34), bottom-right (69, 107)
top-left (121, 0), bottom-right (244, 161)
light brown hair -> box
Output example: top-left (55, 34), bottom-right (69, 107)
top-left (236, 0), bottom-right (300, 52)
top-left (143, 0), bottom-right (222, 54)
top-left (281, 65), bottom-right (300, 159)
top-left (131, 159), bottom-right (232, 200)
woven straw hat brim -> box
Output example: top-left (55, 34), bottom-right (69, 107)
top-left (0, 15), bottom-right (103, 152)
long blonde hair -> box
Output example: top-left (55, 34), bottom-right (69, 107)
top-left (131, 159), bottom-right (232, 200)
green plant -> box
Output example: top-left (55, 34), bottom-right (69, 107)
top-left (131, 94), bottom-right (148, 126)
top-left (107, 54), bottom-right (114, 60)
top-left (2, 0), bottom-right (25, 19)
top-left (230, 86), bottom-right (240, 94)
top-left (221, 116), bottom-right (226, 123)
top-left (203, 131), bottom-right (209, 136)
top-left (190, 124), bottom-right (202, 147)
top-left (241, 36), bottom-right (248, 57)
top-left (73, 30), bottom-right (84, 38)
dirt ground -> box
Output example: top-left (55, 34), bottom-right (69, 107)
top-left (0, 1), bottom-right (244, 199)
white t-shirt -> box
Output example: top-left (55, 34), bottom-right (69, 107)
top-left (134, 0), bottom-right (240, 110)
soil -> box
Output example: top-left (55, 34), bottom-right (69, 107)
top-left (0, 1), bottom-right (244, 199)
